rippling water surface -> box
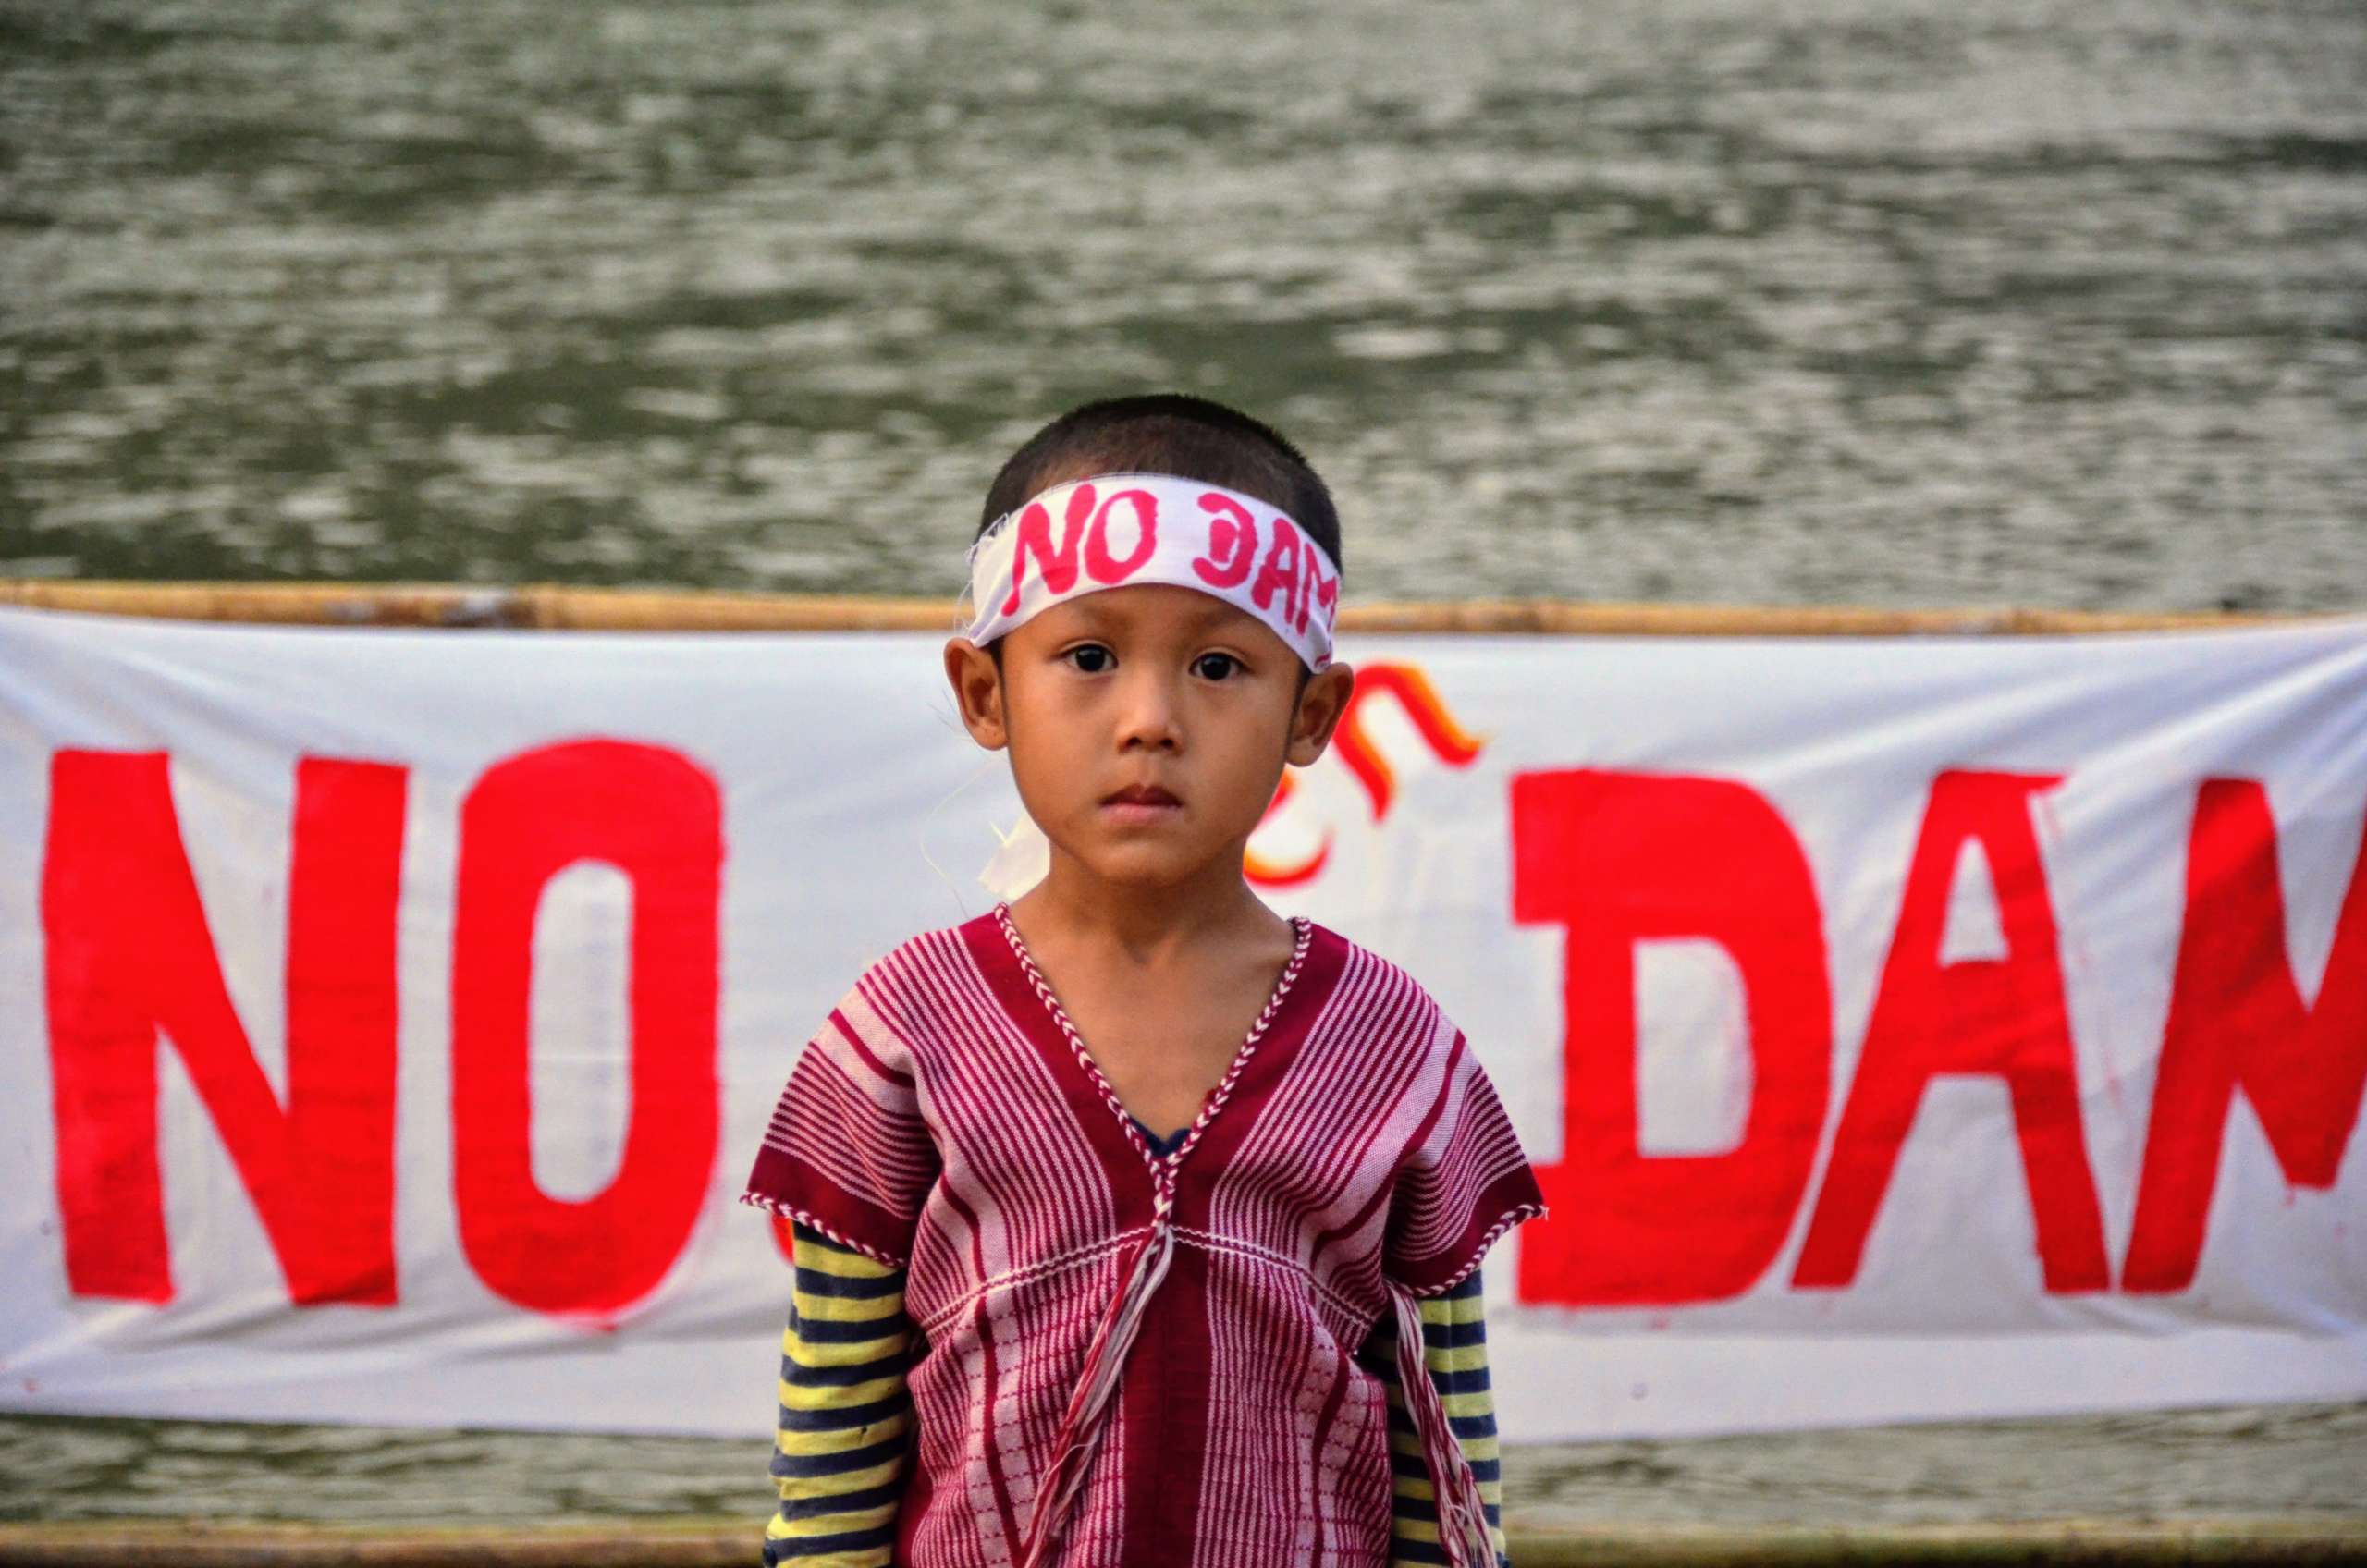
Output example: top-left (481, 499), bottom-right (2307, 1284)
top-left (2, 0), bottom-right (2361, 607)
top-left (1, 0), bottom-right (2361, 1529)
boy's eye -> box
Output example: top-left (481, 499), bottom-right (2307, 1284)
top-left (1192, 652), bottom-right (1240, 680)
top-left (1064, 644), bottom-right (1114, 673)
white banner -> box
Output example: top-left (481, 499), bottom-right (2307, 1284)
top-left (1, 601), bottom-right (2362, 1441)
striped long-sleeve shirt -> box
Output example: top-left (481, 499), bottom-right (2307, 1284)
top-left (767, 1221), bottom-right (914, 1562)
top-left (767, 1218), bottom-right (1510, 1567)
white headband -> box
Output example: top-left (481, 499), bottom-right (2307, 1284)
top-left (960, 472), bottom-right (1341, 670)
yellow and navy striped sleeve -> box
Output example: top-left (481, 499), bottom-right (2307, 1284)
top-left (1356, 1268), bottom-right (1509, 1568)
top-left (764, 1220), bottom-right (915, 1566)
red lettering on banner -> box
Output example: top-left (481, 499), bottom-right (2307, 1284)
top-left (1510, 767), bottom-right (1832, 1305)
top-left (1242, 771), bottom-right (1331, 888)
top-left (451, 740), bottom-right (722, 1318)
top-left (1793, 769), bottom-right (2110, 1292)
top-left (1084, 488), bottom-right (1159, 582)
top-left (1191, 495), bottom-right (1258, 588)
top-left (1252, 515), bottom-right (1305, 631)
top-left (1245, 663), bottom-right (1483, 888)
top-left (43, 751), bottom-right (405, 1305)
top-left (998, 485), bottom-right (1098, 616)
top-left (2122, 779), bottom-right (2367, 1291)
top-left (1330, 665), bottom-right (1482, 820)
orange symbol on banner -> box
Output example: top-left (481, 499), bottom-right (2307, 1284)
top-left (1245, 663), bottom-right (1485, 887)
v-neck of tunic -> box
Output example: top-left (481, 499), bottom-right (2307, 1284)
top-left (976, 900), bottom-right (1326, 1565)
top-left (1127, 1113), bottom-right (1188, 1158)
top-left (988, 899), bottom-right (1315, 1182)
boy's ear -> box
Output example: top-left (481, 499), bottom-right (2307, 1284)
top-left (1285, 661), bottom-right (1355, 768)
top-left (944, 637), bottom-right (1010, 751)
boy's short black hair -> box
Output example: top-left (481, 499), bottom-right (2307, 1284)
top-left (974, 394), bottom-right (1339, 690)
top-left (976, 393), bottom-right (1342, 574)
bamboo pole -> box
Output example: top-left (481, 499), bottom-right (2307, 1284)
top-left (0, 580), bottom-right (2347, 637)
top-left (3, 1518), bottom-right (2361, 1567)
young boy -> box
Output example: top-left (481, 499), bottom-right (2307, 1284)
top-left (742, 394), bottom-right (1545, 1567)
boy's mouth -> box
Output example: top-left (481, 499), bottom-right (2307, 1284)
top-left (1101, 782), bottom-right (1183, 812)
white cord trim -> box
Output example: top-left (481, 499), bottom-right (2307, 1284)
top-left (739, 1190), bottom-right (909, 1270)
top-left (1401, 1200), bottom-right (1547, 1298)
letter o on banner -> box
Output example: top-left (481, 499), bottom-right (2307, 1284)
top-left (451, 740), bottom-right (723, 1317)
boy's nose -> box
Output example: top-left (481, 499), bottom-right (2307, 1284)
top-left (1114, 668), bottom-right (1182, 752)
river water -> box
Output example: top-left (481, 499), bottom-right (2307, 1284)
top-left (1, 0), bottom-right (2361, 1532)
top-left (1, 0), bottom-right (2361, 608)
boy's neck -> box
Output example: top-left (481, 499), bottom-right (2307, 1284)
top-left (1012, 845), bottom-right (1288, 965)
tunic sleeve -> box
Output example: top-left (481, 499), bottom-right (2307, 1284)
top-left (1382, 1022), bottom-right (1546, 1298)
top-left (741, 985), bottom-right (937, 1268)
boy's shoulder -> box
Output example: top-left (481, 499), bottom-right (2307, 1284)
top-left (803, 913), bottom-right (1006, 1066)
top-left (1304, 918), bottom-right (1467, 1043)
top-left (1315, 916), bottom-right (1421, 986)
top-left (836, 908), bottom-right (1004, 991)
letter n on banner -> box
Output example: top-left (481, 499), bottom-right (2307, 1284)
top-left (1511, 767), bottom-right (1832, 1305)
top-left (2123, 778), bottom-right (2367, 1291)
top-left (451, 739), bottom-right (721, 1318)
top-left (43, 751), bottom-right (406, 1305)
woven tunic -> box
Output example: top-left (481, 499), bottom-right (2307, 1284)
top-left (742, 905), bottom-right (1546, 1568)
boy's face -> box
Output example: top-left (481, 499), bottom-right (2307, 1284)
top-left (945, 582), bottom-right (1354, 892)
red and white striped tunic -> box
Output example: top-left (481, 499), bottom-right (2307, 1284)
top-left (742, 904), bottom-right (1546, 1568)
